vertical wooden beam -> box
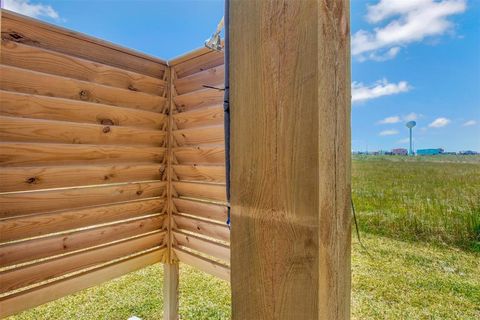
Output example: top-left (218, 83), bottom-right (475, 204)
top-left (229, 1), bottom-right (351, 319)
top-left (163, 262), bottom-right (179, 320)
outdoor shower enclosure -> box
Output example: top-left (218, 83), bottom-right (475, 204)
top-left (0, 1), bottom-right (351, 319)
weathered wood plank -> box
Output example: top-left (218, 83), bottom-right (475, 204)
top-left (0, 248), bottom-right (165, 318)
top-left (173, 165), bottom-right (225, 183)
top-left (174, 231), bottom-right (229, 262)
top-left (0, 90), bottom-right (166, 129)
top-left (1, 11), bottom-right (167, 78)
top-left (173, 87), bottom-right (223, 112)
top-left (163, 262), bottom-right (179, 320)
top-left (0, 181), bottom-right (166, 218)
top-left (0, 65), bottom-right (166, 112)
top-left (0, 198), bottom-right (165, 242)
top-left (0, 232), bottom-right (165, 294)
top-left (0, 215), bottom-right (165, 267)
top-left (0, 142), bottom-right (165, 166)
top-left (173, 198), bottom-right (227, 223)
top-left (173, 125), bottom-right (224, 146)
top-left (174, 248), bottom-right (229, 281)
top-left (173, 104), bottom-right (223, 129)
top-left (173, 146), bottom-right (225, 165)
top-left (173, 214), bottom-right (229, 243)
top-left (1, 40), bottom-right (165, 95)
top-left (230, 1), bottom-right (351, 319)
top-left (174, 65), bottom-right (224, 94)
top-left (173, 181), bottom-right (226, 202)
top-left (0, 116), bottom-right (165, 146)
top-left (173, 50), bottom-right (224, 79)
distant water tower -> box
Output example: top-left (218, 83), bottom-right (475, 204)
top-left (406, 121), bottom-right (416, 155)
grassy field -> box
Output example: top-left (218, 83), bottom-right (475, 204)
top-left (7, 155), bottom-right (480, 319)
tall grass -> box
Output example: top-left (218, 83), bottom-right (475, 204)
top-left (352, 155), bottom-right (480, 250)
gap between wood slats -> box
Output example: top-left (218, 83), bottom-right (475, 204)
top-left (173, 125), bottom-right (224, 146)
top-left (173, 87), bottom-right (223, 112)
top-left (1, 11), bottom-right (167, 78)
top-left (173, 198), bottom-right (227, 223)
top-left (174, 64), bottom-right (224, 95)
top-left (173, 181), bottom-right (226, 202)
top-left (173, 146), bottom-right (225, 165)
top-left (0, 115), bottom-right (166, 146)
top-left (0, 247), bottom-right (165, 318)
top-left (173, 231), bottom-right (229, 262)
top-left (1, 40), bottom-right (166, 95)
top-left (0, 231), bottom-right (166, 294)
top-left (0, 142), bottom-right (165, 166)
top-left (174, 248), bottom-right (229, 282)
top-left (0, 65), bottom-right (167, 112)
top-left (173, 214), bottom-right (229, 243)
top-left (0, 180), bottom-right (166, 219)
top-left (0, 214), bottom-right (166, 268)
top-left (0, 90), bottom-right (166, 130)
top-left (172, 104), bottom-right (223, 129)
top-left (0, 197), bottom-right (165, 242)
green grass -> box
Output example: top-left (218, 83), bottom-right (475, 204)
top-left (7, 155), bottom-right (480, 319)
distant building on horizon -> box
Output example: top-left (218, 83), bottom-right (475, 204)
top-left (459, 150), bottom-right (478, 155)
top-left (391, 148), bottom-right (408, 155)
top-left (416, 148), bottom-right (444, 156)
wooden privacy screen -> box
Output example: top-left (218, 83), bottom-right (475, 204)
top-left (0, 11), bottom-right (169, 317)
top-left (169, 49), bottom-right (230, 281)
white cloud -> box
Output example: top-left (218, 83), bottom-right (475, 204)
top-left (404, 112), bottom-right (420, 121)
top-left (378, 116), bottom-right (401, 124)
top-left (352, 0), bottom-right (466, 61)
top-left (462, 120), bottom-right (477, 127)
top-left (380, 129), bottom-right (400, 136)
top-left (2, 0), bottom-right (60, 19)
top-left (352, 79), bottom-right (411, 103)
top-left (429, 117), bottom-right (451, 128)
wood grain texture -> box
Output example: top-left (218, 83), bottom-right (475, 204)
top-left (173, 50), bottom-right (224, 79)
top-left (173, 198), bottom-right (227, 223)
top-left (173, 125), bottom-right (224, 146)
top-left (0, 65), bottom-right (166, 112)
top-left (173, 248), bottom-right (229, 281)
top-left (173, 146), bottom-right (225, 165)
top-left (163, 262), bottom-right (179, 320)
top-left (0, 248), bottom-right (166, 318)
top-left (173, 104), bottom-right (223, 129)
top-left (174, 231), bottom-right (229, 262)
top-left (0, 232), bottom-right (165, 294)
top-left (173, 165), bottom-right (225, 183)
top-left (0, 181), bottom-right (166, 218)
top-left (173, 214), bottom-right (229, 243)
top-left (1, 40), bottom-right (165, 95)
top-left (1, 10), bottom-right (167, 78)
top-left (173, 181), bottom-right (226, 202)
top-left (174, 65), bottom-right (224, 94)
top-left (0, 198), bottom-right (165, 242)
top-left (173, 87), bottom-right (223, 112)
top-left (0, 215), bottom-right (165, 267)
top-left (0, 90), bottom-right (166, 129)
top-left (0, 142), bottom-right (165, 166)
top-left (0, 116), bottom-right (166, 146)
top-left (230, 1), bottom-right (351, 319)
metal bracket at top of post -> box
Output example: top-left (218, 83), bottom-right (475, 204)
top-left (205, 17), bottom-right (224, 51)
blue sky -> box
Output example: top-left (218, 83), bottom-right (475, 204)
top-left (3, 0), bottom-right (479, 152)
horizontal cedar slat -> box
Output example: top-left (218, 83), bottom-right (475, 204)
top-left (0, 232), bottom-right (165, 294)
top-left (0, 248), bottom-right (165, 318)
top-left (173, 146), bottom-right (225, 165)
top-left (0, 90), bottom-right (166, 130)
top-left (0, 181), bottom-right (166, 219)
top-left (174, 214), bottom-right (229, 242)
top-left (173, 181), bottom-right (226, 202)
top-left (1, 40), bottom-right (165, 95)
top-left (173, 165), bottom-right (225, 183)
top-left (0, 198), bottom-right (165, 242)
top-left (173, 104), bottom-right (223, 129)
top-left (0, 116), bottom-right (166, 146)
top-left (0, 215), bottom-right (165, 267)
top-left (173, 51), bottom-right (224, 78)
top-left (174, 231), bottom-right (229, 262)
top-left (173, 198), bottom-right (227, 222)
top-left (174, 65), bottom-right (224, 94)
top-left (0, 142), bottom-right (165, 166)
top-left (174, 248), bottom-right (229, 281)
top-left (174, 87), bottom-right (223, 112)
top-left (0, 65), bottom-right (166, 112)
top-left (0, 163), bottom-right (165, 193)
top-left (1, 11), bottom-right (167, 78)
top-left (173, 125), bottom-right (224, 146)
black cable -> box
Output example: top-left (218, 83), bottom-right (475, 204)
top-left (351, 198), bottom-right (371, 256)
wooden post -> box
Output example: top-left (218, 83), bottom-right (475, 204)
top-left (229, 0), bottom-right (351, 319)
top-left (163, 263), bottom-right (179, 320)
